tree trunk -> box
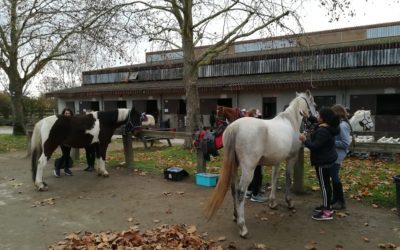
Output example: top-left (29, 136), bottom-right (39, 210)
top-left (182, 38), bottom-right (202, 148)
top-left (9, 77), bottom-right (26, 135)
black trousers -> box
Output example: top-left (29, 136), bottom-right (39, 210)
top-left (315, 166), bottom-right (332, 210)
top-left (248, 165), bottom-right (262, 196)
top-left (56, 145), bottom-right (72, 170)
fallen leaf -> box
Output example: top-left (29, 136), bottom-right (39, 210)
top-left (153, 219), bottom-right (160, 223)
top-left (372, 204), bottom-right (379, 208)
top-left (127, 217), bottom-right (134, 222)
top-left (260, 217), bottom-right (268, 221)
top-left (362, 237), bottom-right (370, 242)
top-left (187, 225), bottom-right (196, 234)
top-left (176, 191), bottom-right (185, 195)
top-left (335, 244), bottom-right (344, 250)
top-left (364, 222), bottom-right (369, 226)
top-left (254, 243), bottom-right (267, 249)
top-left (311, 186), bottom-right (320, 191)
top-left (336, 212), bottom-right (347, 218)
top-left (217, 236), bottom-right (226, 242)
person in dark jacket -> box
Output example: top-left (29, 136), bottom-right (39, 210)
top-left (54, 108), bottom-right (74, 177)
top-left (299, 107), bottom-right (340, 220)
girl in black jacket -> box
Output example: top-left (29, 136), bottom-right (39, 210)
top-left (299, 107), bottom-right (340, 220)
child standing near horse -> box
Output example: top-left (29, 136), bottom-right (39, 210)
top-left (299, 107), bottom-right (340, 220)
top-left (331, 104), bottom-right (351, 210)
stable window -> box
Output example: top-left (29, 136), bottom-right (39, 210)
top-left (314, 96), bottom-right (336, 111)
top-left (376, 94), bottom-right (400, 115)
top-left (350, 95), bottom-right (376, 114)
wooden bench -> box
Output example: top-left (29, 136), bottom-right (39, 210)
top-left (133, 135), bottom-right (172, 148)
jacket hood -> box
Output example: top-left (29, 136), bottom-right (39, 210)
top-left (326, 125), bottom-right (340, 136)
top-left (319, 123), bottom-right (340, 136)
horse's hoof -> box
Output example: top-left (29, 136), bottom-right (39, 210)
top-left (268, 201), bottom-right (278, 209)
top-left (103, 173), bottom-right (109, 178)
top-left (36, 184), bottom-right (48, 192)
top-left (239, 228), bottom-right (248, 238)
top-left (287, 201), bottom-right (295, 209)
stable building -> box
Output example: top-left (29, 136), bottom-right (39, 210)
top-left (48, 21), bottom-right (400, 132)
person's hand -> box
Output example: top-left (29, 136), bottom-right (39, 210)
top-left (299, 133), bottom-right (306, 142)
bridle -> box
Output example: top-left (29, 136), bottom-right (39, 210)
top-left (299, 96), bottom-right (316, 134)
top-left (358, 112), bottom-right (373, 131)
top-left (124, 110), bottom-right (145, 133)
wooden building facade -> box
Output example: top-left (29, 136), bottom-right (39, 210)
top-left (48, 21), bottom-right (400, 132)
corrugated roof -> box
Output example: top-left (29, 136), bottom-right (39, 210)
top-left (47, 66), bottom-right (400, 98)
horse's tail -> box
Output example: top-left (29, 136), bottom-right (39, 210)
top-left (205, 125), bottom-right (238, 219)
top-left (31, 121), bottom-right (42, 182)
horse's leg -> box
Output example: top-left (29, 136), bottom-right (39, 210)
top-left (231, 177), bottom-right (238, 222)
top-left (35, 153), bottom-right (49, 191)
top-left (97, 143), bottom-right (109, 177)
top-left (269, 165), bottom-right (279, 209)
top-left (285, 156), bottom-right (297, 209)
top-left (236, 167), bottom-right (254, 238)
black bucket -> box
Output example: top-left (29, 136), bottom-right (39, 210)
top-left (393, 175), bottom-right (400, 217)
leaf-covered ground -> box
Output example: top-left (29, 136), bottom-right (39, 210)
top-left (105, 144), bottom-right (399, 208)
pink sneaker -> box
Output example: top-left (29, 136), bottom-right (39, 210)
top-left (312, 210), bottom-right (333, 221)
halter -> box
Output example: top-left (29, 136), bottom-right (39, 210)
top-left (124, 110), bottom-right (144, 133)
top-left (358, 112), bottom-right (373, 131)
top-left (299, 96), bottom-right (315, 134)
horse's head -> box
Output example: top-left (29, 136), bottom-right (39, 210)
top-left (125, 108), bottom-right (146, 135)
top-left (351, 110), bottom-right (374, 131)
top-left (216, 105), bottom-right (239, 122)
top-left (296, 90), bottom-right (317, 120)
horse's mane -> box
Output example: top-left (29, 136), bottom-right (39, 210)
top-left (274, 96), bottom-right (303, 128)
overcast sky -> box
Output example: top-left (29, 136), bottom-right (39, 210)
top-left (300, 0), bottom-right (399, 32)
top-left (1, 0), bottom-right (400, 95)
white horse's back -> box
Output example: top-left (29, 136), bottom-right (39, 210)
top-left (226, 117), bottom-right (301, 166)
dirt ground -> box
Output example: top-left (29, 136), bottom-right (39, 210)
top-left (0, 146), bottom-right (399, 250)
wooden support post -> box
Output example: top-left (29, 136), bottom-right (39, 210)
top-left (122, 132), bottom-right (133, 168)
top-left (71, 148), bottom-right (80, 161)
top-left (196, 140), bottom-right (207, 173)
top-left (293, 147), bottom-right (305, 194)
top-left (26, 130), bottom-right (33, 157)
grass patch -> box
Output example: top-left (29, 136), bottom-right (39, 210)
top-left (0, 134), bottom-right (27, 153)
top-left (107, 146), bottom-right (397, 208)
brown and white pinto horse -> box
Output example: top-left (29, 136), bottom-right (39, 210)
top-left (31, 108), bottom-right (145, 191)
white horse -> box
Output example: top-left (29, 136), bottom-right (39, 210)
top-left (349, 110), bottom-right (374, 132)
top-left (205, 90), bottom-right (317, 237)
top-left (141, 114), bottom-right (156, 128)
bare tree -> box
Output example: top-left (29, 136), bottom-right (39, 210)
top-left (0, 0), bottom-right (137, 135)
top-left (123, 0), bottom-right (351, 146)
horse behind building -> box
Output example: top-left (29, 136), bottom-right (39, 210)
top-left (31, 108), bottom-right (145, 191)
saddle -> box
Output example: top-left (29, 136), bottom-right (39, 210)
top-left (193, 122), bottom-right (227, 161)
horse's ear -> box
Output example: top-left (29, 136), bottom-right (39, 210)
top-left (296, 92), bottom-right (300, 96)
top-left (305, 89), bottom-right (312, 97)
